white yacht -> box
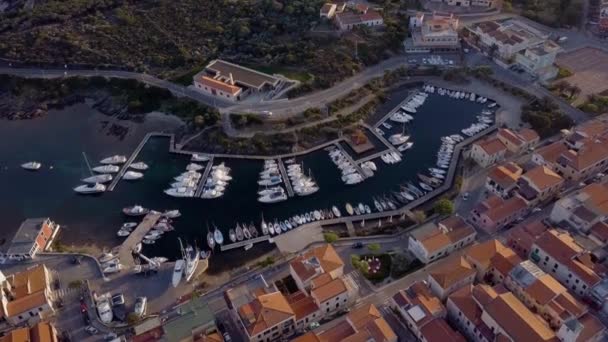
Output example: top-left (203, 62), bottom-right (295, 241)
top-left (172, 259), bottom-right (185, 287)
top-left (259, 191), bottom-right (288, 203)
top-left (74, 183), bottom-right (106, 194)
top-left (201, 189), bottom-right (223, 199)
top-left (191, 153), bottom-right (210, 162)
top-left (92, 165), bottom-right (120, 173)
top-left (164, 187), bottom-right (195, 198)
top-left (96, 297), bottom-right (113, 323)
top-left (183, 242), bottom-right (200, 282)
top-left (388, 134), bottom-right (410, 146)
top-left (134, 297), bottom-right (147, 317)
top-left (123, 171), bottom-right (144, 180)
top-left (122, 205), bottom-right (149, 216)
top-left (163, 209), bottom-right (181, 218)
top-left (100, 155), bottom-right (127, 164)
top-left (130, 162), bottom-right (149, 171)
top-left (186, 163), bottom-right (204, 171)
top-left (398, 142), bottom-right (414, 152)
top-left (21, 161), bottom-right (42, 170)
top-left (332, 206), bottom-right (342, 218)
top-left (103, 263), bottom-right (123, 274)
top-left (82, 174), bottom-right (113, 184)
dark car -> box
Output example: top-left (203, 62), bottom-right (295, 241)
top-left (352, 242), bottom-right (364, 249)
top-left (71, 256), bottom-right (82, 265)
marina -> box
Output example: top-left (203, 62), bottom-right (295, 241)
top-left (277, 158), bottom-right (295, 197)
top-left (117, 212), bottom-right (162, 268)
top-left (195, 156), bottom-right (215, 198)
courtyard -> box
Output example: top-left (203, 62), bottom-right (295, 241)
top-left (556, 47), bottom-right (608, 104)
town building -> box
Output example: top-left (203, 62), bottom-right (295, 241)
top-left (464, 239), bottom-right (521, 284)
top-left (427, 0), bottom-right (502, 8)
top-left (554, 139), bottom-right (608, 181)
top-left (391, 282), bottom-right (465, 341)
top-left (405, 12), bottom-right (461, 54)
top-left (0, 264), bottom-right (55, 326)
top-left (470, 137), bottom-right (507, 168)
top-left (160, 299), bottom-right (222, 342)
top-left (427, 256), bottom-right (476, 300)
top-left (557, 313), bottom-right (607, 342)
top-left (289, 244), bottom-right (344, 292)
top-left (2, 218), bottom-right (60, 260)
top-left (446, 285), bottom-right (495, 342)
top-left (320, 3), bottom-right (337, 18)
top-left (516, 165), bottom-right (564, 205)
top-left (469, 194), bottom-right (528, 234)
top-left (292, 304), bottom-right (397, 342)
top-left (485, 162), bottom-right (523, 198)
top-left (550, 183), bottom-right (608, 233)
top-left (505, 220), bottom-right (549, 259)
top-left (496, 128), bottom-right (540, 154)
top-left (0, 321), bottom-right (59, 342)
top-left (505, 260), bottom-right (588, 329)
top-left (532, 141), bottom-right (570, 168)
top-left (237, 290), bottom-right (296, 342)
top-left (408, 216), bottom-right (476, 264)
top-left (334, 7), bottom-right (384, 31)
top-left (466, 19), bottom-right (560, 81)
top-left (531, 229), bottom-right (606, 297)
top-left (589, 221), bottom-right (608, 247)
top-left (193, 60), bottom-right (281, 101)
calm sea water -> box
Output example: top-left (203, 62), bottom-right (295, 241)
top-left (0, 89), bottom-right (485, 264)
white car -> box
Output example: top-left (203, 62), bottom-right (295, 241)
top-left (134, 296), bottom-right (147, 317)
top-left (85, 326), bottom-right (98, 335)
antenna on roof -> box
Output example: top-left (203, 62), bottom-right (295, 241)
top-left (229, 73), bottom-right (235, 85)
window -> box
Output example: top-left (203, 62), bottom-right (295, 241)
top-left (576, 279), bottom-right (579, 284)
top-left (583, 284), bottom-right (587, 289)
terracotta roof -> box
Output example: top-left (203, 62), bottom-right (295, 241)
top-left (560, 140), bottom-right (608, 171)
top-left (336, 12), bottom-right (363, 25)
top-left (448, 285), bottom-right (482, 324)
top-left (498, 128), bottom-right (525, 146)
top-left (567, 313), bottom-right (607, 342)
top-left (346, 304), bottom-right (396, 342)
top-left (311, 273), bottom-right (333, 288)
top-left (290, 244), bottom-right (344, 283)
top-left (484, 195), bottom-right (527, 221)
top-left (506, 220), bottom-right (548, 256)
top-left (197, 76), bottom-right (242, 95)
top-left (3, 264), bottom-right (50, 317)
top-left (311, 278), bottom-right (347, 304)
top-left (419, 318), bottom-right (466, 342)
top-left (551, 292), bottom-right (587, 319)
top-left (520, 128), bottom-right (540, 142)
top-left (392, 282), bottom-right (445, 328)
top-left (535, 141), bottom-right (568, 165)
top-left (415, 216), bottom-right (475, 254)
top-left (475, 137), bottom-right (507, 155)
top-left (521, 165), bottom-right (563, 191)
top-left (288, 294), bottom-right (319, 320)
top-left (360, 10), bottom-right (383, 22)
top-left (318, 320), bottom-right (356, 341)
top-left (576, 183), bottom-right (608, 217)
top-left (484, 292), bottom-right (558, 342)
top-left (525, 273), bottom-right (566, 305)
top-left (292, 332), bottom-right (322, 342)
top-left (488, 162), bottom-right (523, 189)
top-left (465, 239), bottom-right (518, 272)
top-left (590, 221), bottom-right (608, 243)
top-left (490, 248), bottom-right (522, 276)
top-left (429, 256), bottom-right (475, 289)
top-left (238, 292), bottom-right (294, 336)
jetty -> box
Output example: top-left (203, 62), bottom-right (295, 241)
top-left (333, 142), bottom-right (366, 178)
top-left (362, 123), bottom-right (401, 157)
top-left (117, 212), bottom-right (162, 268)
top-left (277, 158), bottom-right (294, 197)
top-left (195, 156), bottom-right (215, 198)
top-left (220, 235), bottom-right (271, 252)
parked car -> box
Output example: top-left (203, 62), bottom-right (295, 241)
top-left (352, 242), bottom-right (364, 249)
top-left (462, 192), bottom-right (470, 201)
top-left (134, 296), bottom-right (147, 317)
top-left (111, 294), bottom-right (125, 306)
top-left (222, 332), bottom-right (232, 342)
top-left (85, 326), bottom-right (98, 335)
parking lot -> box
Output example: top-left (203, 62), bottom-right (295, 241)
top-left (406, 53), bottom-right (462, 67)
top-left (556, 47), bottom-right (608, 103)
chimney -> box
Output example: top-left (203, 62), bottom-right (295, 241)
top-left (229, 73), bottom-right (235, 85)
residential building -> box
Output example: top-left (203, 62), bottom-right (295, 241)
top-left (408, 216), bottom-right (476, 264)
top-left (161, 299), bottom-right (221, 342)
top-left (485, 162), bottom-right (523, 198)
top-left (430, 0), bottom-right (502, 7)
top-left (237, 291), bottom-right (296, 342)
top-left (3, 218), bottom-right (60, 260)
top-left (516, 165), bottom-right (564, 205)
top-left (320, 3), bottom-right (337, 18)
top-left (505, 220), bottom-right (548, 259)
top-left (447, 285), bottom-right (495, 342)
top-left (0, 321), bottom-right (59, 342)
top-left (464, 239), bottom-right (521, 284)
top-left (334, 9), bottom-right (384, 31)
top-left (469, 194), bottom-right (528, 234)
top-left (515, 41), bottom-right (561, 80)
top-left (550, 183), bottom-right (608, 232)
top-left (557, 313), bottom-right (607, 342)
top-left (427, 256), bottom-right (476, 300)
top-left (589, 221), bottom-right (608, 247)
top-left (293, 304), bottom-right (397, 342)
top-left (309, 276), bottom-right (350, 315)
top-left (470, 137), bottom-right (507, 168)
top-left (505, 260), bottom-right (588, 328)
top-left (554, 140), bottom-right (608, 181)
top-left (193, 75), bottom-right (242, 101)
top-left (287, 292), bottom-right (321, 332)
top-left (0, 264), bottom-right (54, 326)
top-left (532, 141), bottom-right (570, 168)
top-left (497, 128), bottom-right (540, 154)
top-left (392, 282), bottom-right (465, 342)
top-left (289, 244), bottom-right (344, 293)
top-left (531, 229), bottom-right (606, 297)
top-left (405, 12), bottom-right (461, 53)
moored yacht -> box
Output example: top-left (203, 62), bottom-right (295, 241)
top-left (172, 259), bottom-right (185, 287)
top-left (74, 183), bottom-right (106, 194)
top-left (130, 162), bottom-right (148, 171)
top-left (123, 171), bottom-right (144, 180)
top-left (214, 227), bottom-right (224, 245)
top-left (21, 161), bottom-right (42, 170)
top-left (191, 153), bottom-right (210, 162)
top-left (122, 205), bottom-right (149, 216)
top-left (92, 165), bottom-right (120, 173)
top-left (82, 174), bottom-right (113, 184)
top-left (100, 155), bottom-right (127, 164)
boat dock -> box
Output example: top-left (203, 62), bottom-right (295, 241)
top-left (373, 91), bottom-right (418, 129)
top-left (220, 235), bottom-right (271, 252)
top-left (333, 142), bottom-right (366, 178)
top-left (277, 158), bottom-right (294, 197)
top-left (117, 212), bottom-right (162, 268)
top-left (195, 156), bottom-right (215, 198)
top-left (355, 150), bottom-right (392, 164)
top-left (362, 123), bottom-right (401, 157)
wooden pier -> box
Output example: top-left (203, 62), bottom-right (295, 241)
top-left (117, 213), bottom-right (161, 268)
top-left (220, 235), bottom-right (271, 252)
top-left (333, 142), bottom-right (366, 178)
top-left (373, 91), bottom-right (418, 129)
top-left (355, 150), bottom-right (392, 164)
top-left (362, 123), bottom-right (401, 157)
top-left (195, 156), bottom-right (215, 198)
top-left (277, 158), bottom-right (295, 197)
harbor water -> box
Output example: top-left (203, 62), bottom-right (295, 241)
top-left (0, 87), bottom-right (487, 267)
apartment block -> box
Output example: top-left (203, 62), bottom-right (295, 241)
top-left (469, 194), bottom-right (528, 234)
top-left (485, 162), bottom-right (523, 198)
top-left (550, 183), bottom-right (608, 233)
top-left (427, 256), bottom-right (476, 300)
top-left (516, 165), bottom-right (564, 206)
top-left (408, 216), bottom-right (476, 264)
top-left (464, 239), bottom-right (521, 284)
top-left (497, 128), bottom-right (540, 154)
top-left (470, 137), bottom-right (507, 168)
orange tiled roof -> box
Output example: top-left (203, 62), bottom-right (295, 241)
top-left (448, 285), bottom-right (482, 324)
top-left (577, 183), bottom-right (608, 217)
top-left (498, 128), bottom-right (525, 146)
top-left (416, 216), bottom-right (475, 254)
top-left (429, 256), bottom-right (475, 289)
top-left (475, 137), bottom-right (507, 155)
top-left (347, 304), bottom-right (396, 342)
top-left (290, 244), bottom-right (344, 283)
top-left (419, 318), bottom-right (466, 342)
top-left (197, 76), bottom-right (242, 96)
top-left (392, 282), bottom-right (445, 327)
top-left (311, 278), bottom-right (347, 304)
top-left (238, 292), bottom-right (294, 336)
top-left (520, 128), bottom-right (540, 142)
top-left (535, 141), bottom-right (569, 164)
top-left (465, 239), bottom-right (518, 272)
top-left (484, 195), bottom-right (527, 221)
top-left (488, 162), bottom-right (523, 188)
top-left (521, 165), bottom-right (563, 191)
top-left (289, 295), bottom-right (319, 321)
top-left (292, 332), bottom-right (322, 342)
top-left (590, 221), bottom-right (608, 243)
top-left (561, 140), bottom-right (608, 171)
top-left (569, 313), bottom-right (607, 342)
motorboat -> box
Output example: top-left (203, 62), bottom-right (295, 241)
top-left (201, 189), bottom-right (223, 199)
top-left (74, 183), bottom-right (106, 194)
top-left (261, 218), bottom-right (269, 235)
top-left (243, 225), bottom-right (252, 239)
top-left (191, 153), bottom-right (210, 162)
top-left (82, 174), bottom-right (113, 184)
top-left (214, 227), bottom-right (224, 245)
top-left (130, 162), bottom-right (148, 171)
top-left (162, 210), bottom-right (181, 218)
top-left (92, 165), bottom-right (120, 173)
top-left (419, 182), bottom-right (434, 191)
top-left (259, 191), bottom-right (288, 203)
top-left (123, 205), bottom-right (149, 216)
top-left (389, 134), bottom-right (410, 146)
top-left (134, 297), bottom-right (147, 317)
top-left (429, 168), bottom-right (446, 174)
top-left (345, 203), bottom-right (354, 216)
top-left (117, 229), bottom-right (130, 237)
top-left (123, 171), bottom-right (144, 180)
top-left (164, 187), bottom-right (195, 197)
top-left (142, 239), bottom-right (155, 245)
top-left (99, 253), bottom-right (116, 263)
top-left (249, 224), bottom-right (258, 238)
top-left (374, 198), bottom-right (383, 212)
top-left (100, 155), bottom-right (127, 164)
top-left (183, 242), bottom-right (200, 282)
top-left (332, 206), bottom-right (341, 218)
top-left (186, 163), bottom-right (204, 171)
top-left (398, 142), bottom-right (414, 152)
top-left (258, 176), bottom-right (282, 186)
top-left (236, 224), bottom-right (244, 241)
top-left (21, 161), bottom-right (41, 170)
top-left (172, 260), bottom-right (185, 287)
top-left (103, 263), bottom-right (122, 274)
top-left (229, 229), bottom-right (237, 243)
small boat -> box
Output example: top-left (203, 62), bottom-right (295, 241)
top-left (429, 168), bottom-right (446, 175)
top-left (82, 174), bottom-right (113, 184)
top-left (122, 222), bottom-right (137, 230)
top-left (162, 210), bottom-right (181, 218)
top-left (172, 260), bottom-right (185, 287)
top-left (313, 210), bottom-right (321, 220)
top-left (123, 171), bottom-right (144, 180)
top-left (130, 162), bottom-right (149, 171)
top-left (419, 182), bottom-right (434, 191)
top-left (273, 222), bottom-right (282, 234)
top-left (268, 223), bottom-right (275, 235)
top-left (364, 205), bottom-right (371, 214)
top-left (229, 229), bottom-right (237, 243)
top-left (100, 155), bottom-right (126, 164)
top-left (186, 163), bottom-right (204, 171)
top-left (207, 230), bottom-right (215, 250)
top-left (133, 243), bottom-right (142, 253)
top-left (99, 253), bottom-right (116, 263)
top-left (191, 154), bottom-right (210, 162)
top-left (164, 187), bottom-right (195, 197)
top-left (250, 224), bottom-right (258, 238)
top-left (74, 183), bottom-right (106, 194)
top-left (345, 203), bottom-right (354, 216)
top-left (200, 251), bottom-right (211, 259)
top-left (143, 233), bottom-right (161, 240)
top-left (123, 205), bottom-right (149, 216)
top-left (332, 206), bottom-right (341, 218)
top-left (357, 203), bottom-right (365, 214)
top-left (21, 162), bottom-right (42, 170)
top-left (280, 222), bottom-right (288, 232)
top-left (142, 239), bottom-right (155, 245)
top-left (236, 224), bottom-right (244, 241)
top-left (214, 227), bottom-right (224, 245)
top-left (374, 198), bottom-right (383, 212)
top-left (243, 225), bottom-right (252, 239)
top-left (92, 165), bottom-right (120, 173)
top-left (261, 216), bottom-right (269, 235)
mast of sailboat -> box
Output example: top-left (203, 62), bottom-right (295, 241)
top-left (178, 237), bottom-right (186, 260)
top-left (82, 152), bottom-right (94, 176)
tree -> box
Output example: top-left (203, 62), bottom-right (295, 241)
top-left (367, 243), bottom-right (381, 254)
top-left (569, 85), bottom-right (581, 99)
top-left (323, 232), bottom-right (339, 244)
top-left (413, 210), bottom-right (427, 224)
top-left (434, 198), bottom-right (454, 215)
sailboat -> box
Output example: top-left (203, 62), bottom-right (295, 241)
top-left (207, 226), bottom-right (215, 250)
top-left (261, 214), bottom-right (269, 235)
top-left (213, 224), bottom-right (224, 245)
top-left (75, 152), bottom-right (107, 194)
